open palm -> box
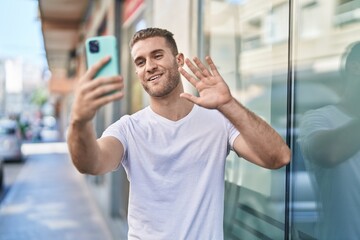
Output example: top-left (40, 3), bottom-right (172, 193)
top-left (179, 56), bottom-right (232, 109)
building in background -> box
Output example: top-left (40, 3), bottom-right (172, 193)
top-left (0, 60), bottom-right (5, 115)
top-left (0, 57), bottom-right (49, 136)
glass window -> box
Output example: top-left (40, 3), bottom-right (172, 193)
top-left (264, 3), bottom-right (289, 44)
top-left (300, 2), bottom-right (321, 39)
top-left (335, 0), bottom-right (360, 22)
top-left (201, 0), bottom-right (360, 238)
top-left (293, 0), bottom-right (360, 239)
top-left (202, 0), bottom-right (289, 239)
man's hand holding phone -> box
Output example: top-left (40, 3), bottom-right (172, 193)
top-left (71, 43), bottom-right (124, 125)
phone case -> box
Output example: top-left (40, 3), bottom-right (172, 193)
top-left (85, 35), bottom-right (119, 78)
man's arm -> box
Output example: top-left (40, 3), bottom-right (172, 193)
top-left (67, 122), bottom-right (124, 175)
top-left (179, 56), bottom-right (290, 169)
top-left (300, 115), bottom-right (360, 168)
top-left (67, 56), bottom-right (125, 175)
top-left (218, 98), bottom-right (290, 169)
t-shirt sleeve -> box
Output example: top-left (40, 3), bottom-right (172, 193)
top-left (101, 115), bottom-right (130, 163)
top-left (298, 109), bottom-right (331, 163)
top-left (225, 119), bottom-right (240, 150)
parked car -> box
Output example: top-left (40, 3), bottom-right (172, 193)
top-left (40, 116), bottom-right (59, 142)
top-left (0, 118), bottom-right (23, 161)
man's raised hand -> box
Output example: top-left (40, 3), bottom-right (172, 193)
top-left (178, 56), bottom-right (232, 110)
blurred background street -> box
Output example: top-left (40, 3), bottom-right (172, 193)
top-left (0, 143), bottom-right (114, 240)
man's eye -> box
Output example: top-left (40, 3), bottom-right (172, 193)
top-left (136, 60), bottom-right (145, 66)
top-left (155, 54), bottom-right (162, 59)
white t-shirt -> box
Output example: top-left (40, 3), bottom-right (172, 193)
top-left (102, 105), bottom-right (239, 240)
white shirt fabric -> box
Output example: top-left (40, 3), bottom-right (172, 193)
top-left (102, 105), bottom-right (239, 240)
top-left (299, 105), bottom-right (360, 240)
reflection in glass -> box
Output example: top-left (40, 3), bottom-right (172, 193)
top-left (298, 42), bottom-right (360, 239)
top-left (202, 0), bottom-right (289, 239)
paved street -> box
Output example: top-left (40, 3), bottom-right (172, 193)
top-left (0, 143), bottom-right (113, 240)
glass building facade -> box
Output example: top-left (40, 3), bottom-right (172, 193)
top-left (201, 1), bottom-right (290, 239)
top-left (197, 0), bottom-right (360, 239)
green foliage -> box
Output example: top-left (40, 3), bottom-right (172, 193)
top-left (31, 88), bottom-right (48, 107)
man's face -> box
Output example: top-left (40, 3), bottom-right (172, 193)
top-left (131, 37), bottom-right (183, 98)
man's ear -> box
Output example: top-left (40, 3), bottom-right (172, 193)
top-left (176, 53), bottom-right (185, 67)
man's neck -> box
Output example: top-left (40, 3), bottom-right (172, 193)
top-left (150, 94), bottom-right (194, 121)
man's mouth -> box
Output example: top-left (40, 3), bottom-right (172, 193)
top-left (148, 74), bottom-right (162, 81)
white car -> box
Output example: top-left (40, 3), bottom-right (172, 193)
top-left (40, 116), bottom-right (59, 142)
top-left (0, 119), bottom-right (23, 161)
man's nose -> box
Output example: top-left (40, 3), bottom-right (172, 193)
top-left (146, 59), bottom-right (157, 72)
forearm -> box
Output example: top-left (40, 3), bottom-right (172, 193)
top-left (306, 118), bottom-right (360, 167)
top-left (218, 97), bottom-right (290, 169)
top-left (67, 120), bottom-right (102, 174)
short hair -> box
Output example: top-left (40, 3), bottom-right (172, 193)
top-left (341, 41), bottom-right (360, 77)
top-left (129, 27), bottom-right (179, 56)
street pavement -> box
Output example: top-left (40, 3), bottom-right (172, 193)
top-left (0, 143), bottom-right (114, 240)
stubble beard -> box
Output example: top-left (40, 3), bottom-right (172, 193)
top-left (143, 65), bottom-right (181, 98)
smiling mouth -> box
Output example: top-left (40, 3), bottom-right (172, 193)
top-left (148, 74), bottom-right (162, 81)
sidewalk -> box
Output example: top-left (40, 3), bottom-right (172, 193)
top-left (0, 143), bottom-right (113, 240)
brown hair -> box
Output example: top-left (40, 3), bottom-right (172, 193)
top-left (129, 27), bottom-right (179, 56)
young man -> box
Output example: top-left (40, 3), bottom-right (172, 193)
top-left (67, 28), bottom-right (290, 239)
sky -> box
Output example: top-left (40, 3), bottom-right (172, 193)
top-left (0, 0), bottom-right (47, 68)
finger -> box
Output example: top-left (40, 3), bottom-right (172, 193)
top-left (92, 91), bottom-right (125, 109)
top-left (205, 56), bottom-right (220, 76)
top-left (180, 92), bottom-right (200, 105)
top-left (78, 76), bottom-right (121, 102)
top-left (86, 77), bottom-right (124, 100)
top-left (184, 58), bottom-right (204, 80)
top-left (95, 75), bottom-right (123, 90)
top-left (179, 66), bottom-right (198, 87)
top-left (193, 57), bottom-right (212, 77)
top-left (83, 56), bottom-right (111, 81)
top-left (91, 82), bottom-right (124, 100)
top-left (79, 76), bottom-right (102, 94)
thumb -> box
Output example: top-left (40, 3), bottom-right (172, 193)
top-left (180, 93), bottom-right (199, 104)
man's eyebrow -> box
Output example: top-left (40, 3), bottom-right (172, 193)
top-left (133, 49), bottom-right (165, 63)
top-left (151, 49), bottom-right (164, 54)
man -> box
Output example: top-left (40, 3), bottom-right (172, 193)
top-left (67, 28), bottom-right (290, 239)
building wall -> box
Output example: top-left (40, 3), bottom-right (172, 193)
top-left (152, 0), bottom-right (195, 94)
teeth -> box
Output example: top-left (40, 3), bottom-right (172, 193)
top-left (149, 75), bottom-right (160, 81)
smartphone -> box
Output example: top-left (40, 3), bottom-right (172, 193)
top-left (85, 35), bottom-right (119, 78)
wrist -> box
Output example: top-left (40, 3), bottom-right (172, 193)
top-left (217, 97), bottom-right (238, 114)
top-left (69, 117), bottom-right (92, 130)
